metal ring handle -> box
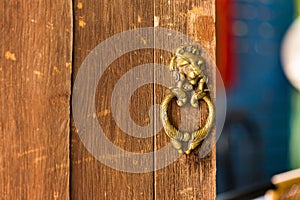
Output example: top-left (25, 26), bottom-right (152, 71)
top-left (160, 45), bottom-right (215, 154)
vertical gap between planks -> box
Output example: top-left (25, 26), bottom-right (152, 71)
top-left (153, 0), bottom-right (156, 199)
top-left (69, 1), bottom-right (74, 199)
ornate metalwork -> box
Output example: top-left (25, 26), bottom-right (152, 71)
top-left (160, 45), bottom-right (215, 154)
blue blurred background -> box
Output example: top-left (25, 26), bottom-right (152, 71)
top-left (216, 0), bottom-right (298, 194)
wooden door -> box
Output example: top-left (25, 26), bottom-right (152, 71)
top-left (0, 0), bottom-right (216, 199)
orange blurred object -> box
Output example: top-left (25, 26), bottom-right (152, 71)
top-left (216, 0), bottom-right (236, 89)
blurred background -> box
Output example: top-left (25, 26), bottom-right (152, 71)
top-left (216, 0), bottom-right (300, 198)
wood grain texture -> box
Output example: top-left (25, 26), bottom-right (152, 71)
top-left (71, 0), bottom-right (154, 199)
top-left (71, 0), bottom-right (215, 199)
top-left (0, 0), bottom-right (72, 199)
top-left (154, 1), bottom-right (216, 199)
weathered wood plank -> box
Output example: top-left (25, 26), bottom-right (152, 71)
top-left (154, 1), bottom-right (216, 199)
top-left (71, 0), bottom-right (154, 199)
top-left (0, 0), bottom-right (73, 199)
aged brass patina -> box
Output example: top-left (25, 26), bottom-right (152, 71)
top-left (160, 45), bottom-right (215, 154)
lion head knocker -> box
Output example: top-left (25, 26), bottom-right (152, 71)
top-left (160, 45), bottom-right (215, 154)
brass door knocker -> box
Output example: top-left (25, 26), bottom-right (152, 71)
top-left (160, 45), bottom-right (215, 154)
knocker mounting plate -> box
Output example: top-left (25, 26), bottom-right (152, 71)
top-left (160, 45), bottom-right (215, 154)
